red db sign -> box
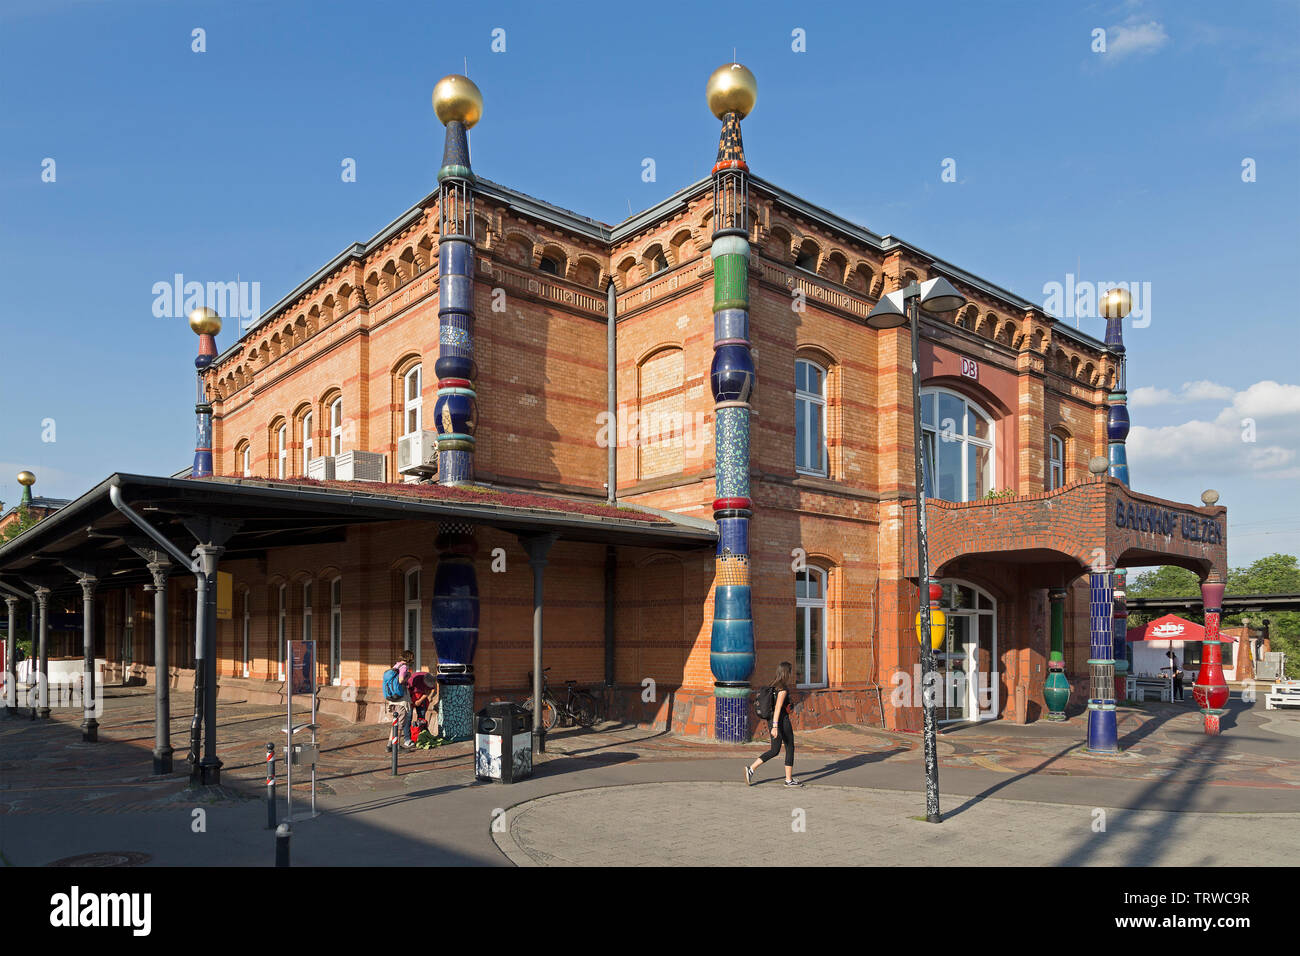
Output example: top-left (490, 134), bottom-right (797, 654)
top-left (961, 357), bottom-right (978, 380)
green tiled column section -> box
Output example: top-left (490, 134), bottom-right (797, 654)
top-left (713, 254), bottom-right (749, 311)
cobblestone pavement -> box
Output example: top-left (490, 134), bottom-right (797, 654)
top-left (493, 781), bottom-right (1299, 867)
top-left (1, 685), bottom-right (1296, 866)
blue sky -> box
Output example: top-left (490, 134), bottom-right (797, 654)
top-left (1, 0), bottom-right (1297, 570)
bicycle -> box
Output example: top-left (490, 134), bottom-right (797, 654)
top-left (522, 667), bottom-right (599, 730)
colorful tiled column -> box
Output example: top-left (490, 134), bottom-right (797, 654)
top-left (1100, 289), bottom-right (1131, 487)
top-left (430, 75), bottom-right (483, 742)
top-left (1043, 587), bottom-right (1070, 720)
top-left (1194, 576), bottom-right (1230, 734)
top-left (189, 307), bottom-right (221, 478)
top-left (705, 64), bottom-right (757, 742)
top-left (1112, 569), bottom-right (1129, 701)
top-left (1085, 568), bottom-right (1119, 753)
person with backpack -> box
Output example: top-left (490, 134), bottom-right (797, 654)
top-left (383, 651), bottom-right (417, 752)
top-left (746, 660), bottom-right (802, 787)
top-left (410, 671), bottom-right (440, 742)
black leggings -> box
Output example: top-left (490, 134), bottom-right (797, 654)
top-left (758, 713), bottom-right (794, 767)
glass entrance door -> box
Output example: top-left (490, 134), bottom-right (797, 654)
top-left (936, 580), bottom-right (998, 722)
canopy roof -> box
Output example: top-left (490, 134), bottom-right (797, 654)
top-left (1127, 613), bottom-right (1237, 643)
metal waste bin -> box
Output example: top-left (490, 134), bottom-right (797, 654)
top-left (475, 702), bottom-right (533, 783)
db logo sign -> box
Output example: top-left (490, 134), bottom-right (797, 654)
top-left (961, 357), bottom-right (978, 380)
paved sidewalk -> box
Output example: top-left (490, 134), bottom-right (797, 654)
top-left (493, 781), bottom-right (1299, 867)
top-left (1, 685), bottom-right (1297, 866)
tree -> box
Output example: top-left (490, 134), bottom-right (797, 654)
top-left (1, 503), bottom-right (41, 543)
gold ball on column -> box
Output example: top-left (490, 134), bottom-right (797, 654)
top-left (188, 307), bottom-right (222, 335)
top-left (16, 470), bottom-right (35, 487)
top-left (1100, 287), bottom-right (1132, 320)
top-left (432, 74), bottom-right (483, 128)
top-left (706, 63), bottom-right (757, 119)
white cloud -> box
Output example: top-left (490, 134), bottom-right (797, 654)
top-left (1130, 380), bottom-right (1235, 407)
top-left (1126, 380), bottom-right (1300, 479)
top-left (1106, 19), bottom-right (1170, 59)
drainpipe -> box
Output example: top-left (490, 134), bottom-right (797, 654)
top-left (607, 279), bottom-right (617, 505)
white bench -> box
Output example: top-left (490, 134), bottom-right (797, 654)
top-left (1266, 682), bottom-right (1300, 711)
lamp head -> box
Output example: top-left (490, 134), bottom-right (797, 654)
top-left (918, 276), bottom-right (967, 314)
top-left (1200, 489), bottom-right (1220, 506)
top-left (1100, 287), bottom-right (1132, 320)
top-left (866, 290), bottom-right (907, 329)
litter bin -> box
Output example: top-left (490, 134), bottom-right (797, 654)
top-left (475, 702), bottom-right (533, 783)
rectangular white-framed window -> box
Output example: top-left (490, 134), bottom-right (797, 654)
top-left (329, 577), bottom-right (342, 686)
top-left (330, 398), bottom-right (343, 455)
top-left (277, 584), bottom-right (287, 681)
top-left (795, 359), bottom-right (828, 476)
top-left (277, 424), bottom-right (288, 479)
top-left (302, 412), bottom-right (313, 473)
top-left (241, 590), bottom-right (250, 678)
top-left (795, 567), bottom-right (828, 688)
top-left (403, 365), bottom-right (422, 436)
top-left (1048, 433), bottom-right (1065, 490)
top-left (404, 568), bottom-right (421, 672)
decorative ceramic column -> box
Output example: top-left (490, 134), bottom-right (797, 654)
top-left (190, 308), bottom-right (221, 478)
top-left (17, 469), bottom-right (34, 507)
top-left (705, 63), bottom-right (758, 743)
top-left (429, 75), bottom-right (483, 743)
top-left (1100, 288), bottom-right (1131, 487)
top-left (1085, 568), bottom-right (1118, 753)
top-left (1112, 568), bottom-right (1129, 701)
top-left (1194, 575), bottom-right (1230, 734)
top-left (1043, 587), bottom-right (1069, 720)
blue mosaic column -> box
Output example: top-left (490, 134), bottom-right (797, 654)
top-left (189, 308), bottom-right (221, 478)
top-left (1085, 569), bottom-right (1119, 753)
top-left (430, 75), bottom-right (483, 742)
top-left (1101, 289), bottom-right (1131, 487)
top-left (705, 64), bottom-right (757, 742)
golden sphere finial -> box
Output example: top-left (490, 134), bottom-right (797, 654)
top-left (189, 307), bottom-right (222, 336)
top-left (16, 470), bottom-right (35, 487)
top-left (706, 62), bottom-right (757, 119)
top-left (432, 74), bottom-right (483, 129)
top-left (1100, 287), bottom-right (1132, 320)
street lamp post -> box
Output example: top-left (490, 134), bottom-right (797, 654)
top-left (867, 276), bottom-right (967, 824)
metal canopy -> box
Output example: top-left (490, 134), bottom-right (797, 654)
top-left (0, 473), bottom-right (715, 596)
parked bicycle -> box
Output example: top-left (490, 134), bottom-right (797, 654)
top-left (522, 667), bottom-right (598, 730)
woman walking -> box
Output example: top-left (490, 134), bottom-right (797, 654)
top-left (746, 661), bottom-right (802, 787)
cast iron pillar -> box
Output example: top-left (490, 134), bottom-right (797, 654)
top-left (2, 595), bottom-right (16, 715)
top-left (74, 573), bottom-right (101, 742)
top-left (522, 533), bottom-right (558, 754)
top-left (705, 62), bottom-right (758, 742)
top-left (429, 74), bottom-right (484, 743)
top-left (1043, 587), bottom-right (1070, 720)
top-left (1084, 568), bottom-right (1118, 753)
top-left (145, 561), bottom-right (174, 773)
top-left (33, 586), bottom-right (50, 719)
top-left (1194, 575), bottom-right (1231, 735)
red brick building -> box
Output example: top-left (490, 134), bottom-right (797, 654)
top-left (0, 96), bottom-right (1228, 745)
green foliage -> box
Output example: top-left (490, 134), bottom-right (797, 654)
top-left (1127, 553), bottom-right (1300, 678)
top-left (983, 488), bottom-right (1017, 501)
top-left (1, 504), bottom-right (40, 543)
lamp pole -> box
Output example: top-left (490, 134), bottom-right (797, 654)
top-left (867, 276), bottom-right (967, 825)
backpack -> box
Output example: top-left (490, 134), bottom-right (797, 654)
top-left (754, 684), bottom-right (777, 721)
top-left (382, 668), bottom-right (405, 702)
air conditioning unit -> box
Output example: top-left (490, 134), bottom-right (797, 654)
top-left (307, 456), bottom-right (336, 481)
top-left (397, 430), bottom-right (439, 475)
top-left (335, 450), bottom-right (386, 482)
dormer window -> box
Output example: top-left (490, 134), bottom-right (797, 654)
top-left (538, 256), bottom-right (560, 276)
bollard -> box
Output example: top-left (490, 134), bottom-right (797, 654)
top-left (275, 823), bottom-right (291, 867)
top-left (389, 712), bottom-right (399, 776)
top-left (265, 743), bottom-right (277, 830)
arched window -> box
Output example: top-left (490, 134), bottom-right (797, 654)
top-left (329, 576), bottom-right (342, 686)
top-left (235, 440), bottom-right (251, 477)
top-left (650, 251), bottom-right (668, 276)
top-left (794, 240), bottom-right (819, 272)
top-left (795, 359), bottom-right (828, 476)
top-left (538, 256), bottom-right (560, 276)
top-left (276, 423), bottom-right (288, 479)
top-left (795, 566), bottom-right (828, 688)
top-left (404, 568), bottom-right (422, 671)
top-left (302, 580), bottom-right (313, 643)
top-left (329, 397), bottom-right (343, 455)
top-left (1048, 430), bottom-right (1067, 490)
top-left (920, 388), bottom-right (994, 502)
top-left (403, 365), bottom-right (422, 437)
top-left (301, 411), bottom-right (314, 472)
